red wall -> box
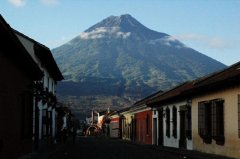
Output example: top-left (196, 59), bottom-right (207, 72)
top-left (135, 110), bottom-right (152, 145)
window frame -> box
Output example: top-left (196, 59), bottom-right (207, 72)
top-left (198, 99), bottom-right (224, 145)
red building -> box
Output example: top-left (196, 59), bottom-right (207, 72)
top-left (135, 110), bottom-right (152, 145)
top-left (0, 15), bottom-right (43, 158)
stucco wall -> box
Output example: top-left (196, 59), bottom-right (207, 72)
top-left (162, 101), bottom-right (193, 150)
top-left (135, 110), bottom-right (152, 145)
top-left (192, 85), bottom-right (240, 158)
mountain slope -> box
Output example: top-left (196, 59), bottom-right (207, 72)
top-left (52, 14), bottom-right (226, 102)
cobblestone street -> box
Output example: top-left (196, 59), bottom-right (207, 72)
top-left (49, 137), bottom-right (184, 159)
top-left (43, 136), bottom-right (229, 159)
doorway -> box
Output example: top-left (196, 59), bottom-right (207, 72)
top-left (179, 107), bottom-right (187, 148)
top-left (158, 108), bottom-right (163, 146)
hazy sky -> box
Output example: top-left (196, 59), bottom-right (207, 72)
top-left (1, 0), bottom-right (240, 65)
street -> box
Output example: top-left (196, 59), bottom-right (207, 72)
top-left (49, 137), bottom-right (185, 159)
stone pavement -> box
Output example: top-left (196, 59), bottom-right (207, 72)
top-left (19, 141), bottom-right (65, 159)
top-left (125, 141), bottom-right (232, 159)
top-left (20, 137), bottom-right (233, 159)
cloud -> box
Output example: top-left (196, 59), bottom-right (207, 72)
top-left (79, 27), bottom-right (131, 40)
top-left (45, 36), bottom-right (72, 49)
top-left (8, 0), bottom-right (60, 7)
top-left (40, 0), bottom-right (59, 6)
top-left (174, 33), bottom-right (230, 49)
top-left (174, 33), bottom-right (205, 41)
top-left (149, 36), bottom-right (186, 48)
top-left (208, 38), bottom-right (229, 49)
top-left (8, 0), bottom-right (26, 7)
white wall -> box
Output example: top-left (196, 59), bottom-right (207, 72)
top-left (160, 101), bottom-right (193, 150)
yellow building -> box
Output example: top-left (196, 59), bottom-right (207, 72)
top-left (191, 62), bottom-right (240, 158)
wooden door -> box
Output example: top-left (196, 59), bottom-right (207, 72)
top-left (158, 108), bottom-right (163, 146)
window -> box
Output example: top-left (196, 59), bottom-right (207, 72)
top-left (198, 101), bottom-right (212, 143)
top-left (166, 107), bottom-right (170, 137)
top-left (198, 99), bottom-right (224, 145)
top-left (172, 106), bottom-right (177, 138)
top-left (238, 95), bottom-right (240, 138)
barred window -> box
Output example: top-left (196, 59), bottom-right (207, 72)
top-left (198, 102), bottom-right (211, 139)
top-left (172, 106), bottom-right (177, 138)
top-left (198, 99), bottom-right (224, 145)
top-left (166, 107), bottom-right (170, 137)
top-left (198, 102), bottom-right (205, 137)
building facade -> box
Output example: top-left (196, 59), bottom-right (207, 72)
top-left (148, 83), bottom-right (193, 149)
top-left (190, 62), bottom-right (240, 158)
top-left (14, 27), bottom-right (63, 148)
top-left (0, 15), bottom-right (43, 159)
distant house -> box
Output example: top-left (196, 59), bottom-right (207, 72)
top-left (190, 62), bottom-right (240, 158)
top-left (109, 112), bottom-right (121, 138)
top-left (117, 92), bottom-right (162, 145)
top-left (131, 93), bottom-right (162, 145)
top-left (118, 107), bottom-right (133, 141)
top-left (0, 15), bottom-right (43, 158)
top-left (14, 30), bottom-right (64, 148)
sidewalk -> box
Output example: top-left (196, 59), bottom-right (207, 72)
top-left (150, 145), bottom-right (232, 159)
top-left (117, 139), bottom-right (233, 159)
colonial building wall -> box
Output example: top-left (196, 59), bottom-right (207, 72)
top-left (163, 105), bottom-right (179, 148)
top-left (192, 85), bottom-right (240, 158)
top-left (0, 51), bottom-right (34, 158)
top-left (161, 101), bottom-right (192, 150)
top-left (135, 110), bottom-right (152, 145)
top-left (16, 33), bottom-right (61, 143)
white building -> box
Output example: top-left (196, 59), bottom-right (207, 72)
top-left (14, 31), bottom-right (63, 147)
top-left (149, 82), bottom-right (193, 150)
